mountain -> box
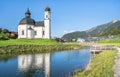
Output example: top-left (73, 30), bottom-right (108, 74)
top-left (98, 26), bottom-right (120, 36)
top-left (87, 20), bottom-right (120, 36)
top-left (62, 31), bottom-right (88, 40)
top-left (62, 20), bottom-right (120, 40)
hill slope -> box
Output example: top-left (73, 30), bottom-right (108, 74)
top-left (87, 20), bottom-right (120, 35)
top-left (62, 20), bottom-right (120, 40)
top-left (62, 31), bottom-right (88, 40)
top-left (98, 26), bottom-right (120, 36)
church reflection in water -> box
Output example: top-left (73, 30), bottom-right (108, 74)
top-left (18, 53), bottom-right (50, 77)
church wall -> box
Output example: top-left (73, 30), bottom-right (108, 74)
top-left (44, 10), bottom-right (51, 39)
top-left (34, 26), bottom-right (43, 38)
top-left (18, 25), bottom-right (27, 38)
top-left (27, 29), bottom-right (34, 39)
top-left (44, 20), bottom-right (50, 39)
top-left (27, 25), bottom-right (34, 39)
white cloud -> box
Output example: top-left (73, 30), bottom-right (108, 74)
top-left (63, 30), bottom-right (75, 34)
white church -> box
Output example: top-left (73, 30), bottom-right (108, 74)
top-left (18, 7), bottom-right (51, 39)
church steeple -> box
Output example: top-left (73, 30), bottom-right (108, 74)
top-left (25, 9), bottom-right (31, 18)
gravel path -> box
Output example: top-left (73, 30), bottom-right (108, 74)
top-left (113, 47), bottom-right (120, 77)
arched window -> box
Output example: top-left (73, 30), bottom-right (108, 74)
top-left (22, 30), bottom-right (24, 35)
top-left (34, 31), bottom-right (37, 35)
top-left (42, 31), bottom-right (45, 35)
top-left (46, 15), bottom-right (48, 18)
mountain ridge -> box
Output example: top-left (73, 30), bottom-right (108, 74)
top-left (62, 20), bottom-right (120, 40)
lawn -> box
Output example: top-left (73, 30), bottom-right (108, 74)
top-left (74, 50), bottom-right (117, 77)
top-left (99, 40), bottom-right (120, 47)
top-left (0, 39), bottom-right (58, 46)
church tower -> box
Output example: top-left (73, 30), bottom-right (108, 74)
top-left (44, 7), bottom-right (51, 39)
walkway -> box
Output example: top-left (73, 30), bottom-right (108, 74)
top-left (113, 47), bottom-right (120, 77)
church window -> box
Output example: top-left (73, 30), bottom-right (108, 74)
top-left (42, 31), bottom-right (45, 35)
top-left (34, 31), bottom-right (37, 35)
top-left (22, 30), bottom-right (24, 35)
top-left (46, 15), bottom-right (48, 18)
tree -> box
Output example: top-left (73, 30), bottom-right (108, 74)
top-left (1, 29), bottom-right (9, 33)
top-left (0, 29), bottom-right (10, 40)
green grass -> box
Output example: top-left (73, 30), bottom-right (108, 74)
top-left (0, 39), bottom-right (58, 46)
top-left (0, 39), bottom-right (82, 54)
top-left (0, 44), bottom-right (82, 54)
top-left (74, 50), bottom-right (117, 77)
top-left (99, 40), bottom-right (120, 47)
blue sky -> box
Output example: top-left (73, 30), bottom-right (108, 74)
top-left (0, 0), bottom-right (120, 37)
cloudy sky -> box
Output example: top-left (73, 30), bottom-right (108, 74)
top-left (0, 0), bottom-right (120, 37)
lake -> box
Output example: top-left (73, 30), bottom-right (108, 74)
top-left (0, 47), bottom-right (90, 77)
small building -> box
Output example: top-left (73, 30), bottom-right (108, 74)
top-left (18, 7), bottom-right (51, 39)
top-left (77, 38), bottom-right (85, 42)
top-left (9, 31), bottom-right (18, 38)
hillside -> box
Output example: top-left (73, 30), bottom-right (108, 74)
top-left (97, 26), bottom-right (120, 36)
top-left (62, 20), bottom-right (120, 40)
top-left (87, 20), bottom-right (120, 35)
top-left (62, 31), bottom-right (88, 40)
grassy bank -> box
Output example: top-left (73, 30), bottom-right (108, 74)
top-left (99, 40), bottom-right (120, 47)
top-left (0, 39), bottom-right (82, 61)
top-left (0, 44), bottom-right (82, 54)
top-left (0, 44), bottom-right (82, 62)
top-left (74, 50), bottom-right (117, 77)
top-left (0, 39), bottom-right (82, 54)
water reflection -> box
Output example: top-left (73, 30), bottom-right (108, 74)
top-left (18, 53), bottom-right (50, 77)
top-left (0, 48), bottom-right (90, 77)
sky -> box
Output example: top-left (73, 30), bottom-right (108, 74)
top-left (0, 0), bottom-right (120, 37)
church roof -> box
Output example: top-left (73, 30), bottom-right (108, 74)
top-left (19, 9), bottom-right (35, 25)
top-left (35, 21), bottom-right (44, 26)
top-left (19, 9), bottom-right (45, 26)
top-left (19, 18), bottom-right (35, 25)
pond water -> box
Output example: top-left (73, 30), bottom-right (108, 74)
top-left (0, 47), bottom-right (90, 77)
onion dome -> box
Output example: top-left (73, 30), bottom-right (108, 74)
top-left (45, 7), bottom-right (51, 11)
top-left (19, 9), bottom-right (35, 25)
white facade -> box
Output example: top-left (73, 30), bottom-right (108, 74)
top-left (44, 10), bottom-right (51, 39)
top-left (18, 7), bottom-right (51, 39)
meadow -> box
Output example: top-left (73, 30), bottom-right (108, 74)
top-left (0, 39), bottom-right (58, 46)
top-left (99, 40), bottom-right (120, 47)
top-left (74, 50), bottom-right (117, 77)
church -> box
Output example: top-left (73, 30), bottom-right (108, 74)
top-left (18, 7), bottom-right (51, 39)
